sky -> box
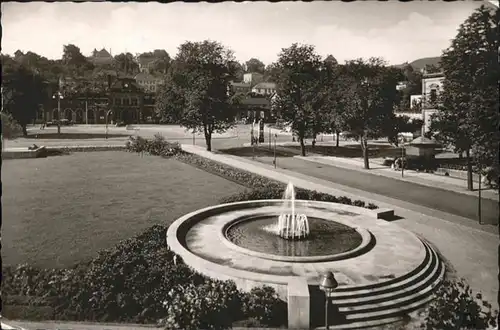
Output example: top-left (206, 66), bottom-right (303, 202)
top-left (1, 1), bottom-right (492, 66)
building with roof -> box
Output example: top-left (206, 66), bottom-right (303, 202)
top-left (134, 72), bottom-right (165, 93)
top-left (238, 97), bottom-right (272, 122)
top-left (251, 82), bottom-right (277, 96)
top-left (420, 71), bottom-right (444, 135)
top-left (243, 72), bottom-right (264, 86)
top-left (230, 81), bottom-right (252, 94)
top-left (89, 48), bottom-right (114, 66)
top-left (109, 78), bottom-right (145, 124)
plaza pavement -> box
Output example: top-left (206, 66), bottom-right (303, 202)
top-left (182, 144), bottom-right (499, 309)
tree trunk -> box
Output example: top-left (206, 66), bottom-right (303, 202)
top-left (22, 125), bottom-right (28, 137)
top-left (57, 124), bottom-right (61, 135)
top-left (466, 148), bottom-right (473, 191)
top-left (299, 137), bottom-right (306, 156)
top-left (312, 135), bottom-right (316, 150)
top-left (204, 126), bottom-right (212, 152)
top-left (361, 137), bottom-right (370, 169)
top-left (336, 132), bottom-right (340, 148)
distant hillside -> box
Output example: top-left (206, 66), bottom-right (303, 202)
top-left (393, 56), bottom-right (441, 71)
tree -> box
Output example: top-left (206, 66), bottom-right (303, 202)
top-left (273, 43), bottom-right (323, 156)
top-left (341, 58), bottom-right (402, 169)
top-left (319, 57), bottom-right (346, 147)
top-left (156, 40), bottom-right (238, 151)
top-left (2, 64), bottom-right (49, 136)
top-left (245, 58), bottom-right (265, 73)
top-left (263, 63), bottom-right (280, 82)
top-left (428, 5), bottom-right (499, 190)
top-left (229, 61), bottom-right (245, 82)
top-left (396, 64), bottom-right (423, 113)
top-left (155, 61), bottom-right (185, 124)
top-left (62, 44), bottom-right (93, 76)
top-left (114, 52), bottom-right (138, 75)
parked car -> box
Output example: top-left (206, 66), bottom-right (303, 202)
top-left (45, 121), bottom-right (56, 127)
top-left (115, 121), bottom-right (127, 127)
top-left (59, 119), bottom-right (73, 126)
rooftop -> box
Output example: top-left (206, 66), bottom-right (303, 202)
top-left (252, 82), bottom-right (276, 89)
top-left (134, 72), bottom-right (163, 81)
top-left (241, 97), bottom-right (271, 106)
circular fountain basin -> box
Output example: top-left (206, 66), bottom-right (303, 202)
top-left (223, 212), bottom-right (372, 262)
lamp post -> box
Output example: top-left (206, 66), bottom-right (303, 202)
top-left (105, 110), bottom-right (113, 139)
top-left (320, 271), bottom-right (338, 330)
top-left (478, 165), bottom-right (482, 225)
top-left (192, 129), bottom-right (196, 146)
top-left (52, 91), bottom-right (64, 136)
top-left (273, 133), bottom-right (277, 168)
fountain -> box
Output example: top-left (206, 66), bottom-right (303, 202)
top-left (166, 182), bottom-right (444, 329)
top-left (275, 182), bottom-right (310, 240)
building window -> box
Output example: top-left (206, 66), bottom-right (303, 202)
top-left (123, 98), bottom-right (130, 106)
top-left (131, 98), bottom-right (138, 106)
top-left (430, 89), bottom-right (437, 104)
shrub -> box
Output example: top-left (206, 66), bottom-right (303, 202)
top-left (160, 280), bottom-right (245, 330)
top-left (126, 134), bottom-right (181, 157)
top-left (1, 112), bottom-right (23, 139)
top-left (241, 286), bottom-right (287, 327)
top-left (421, 278), bottom-right (498, 330)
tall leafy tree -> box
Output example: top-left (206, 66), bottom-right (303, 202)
top-left (273, 43), bottom-right (323, 156)
top-left (341, 58), bottom-right (402, 169)
top-left (114, 52), bottom-right (138, 75)
top-left (319, 56), bottom-right (346, 147)
top-left (2, 64), bottom-right (49, 136)
top-left (245, 58), bottom-right (265, 73)
top-left (429, 5), bottom-right (499, 189)
top-left (62, 44), bottom-right (93, 76)
top-left (156, 40), bottom-right (238, 151)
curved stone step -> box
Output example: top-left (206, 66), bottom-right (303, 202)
top-left (332, 240), bottom-right (438, 300)
top-left (335, 241), bottom-right (441, 305)
top-left (314, 240), bottom-right (445, 328)
top-left (334, 239), bottom-right (433, 294)
top-left (341, 262), bottom-right (444, 316)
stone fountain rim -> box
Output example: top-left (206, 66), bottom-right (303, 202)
top-left (220, 211), bottom-right (373, 263)
top-left (166, 199), bottom-right (385, 285)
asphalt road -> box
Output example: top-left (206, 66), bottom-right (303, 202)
top-left (254, 156), bottom-right (499, 225)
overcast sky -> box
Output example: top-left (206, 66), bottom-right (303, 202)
top-left (1, 1), bottom-right (489, 65)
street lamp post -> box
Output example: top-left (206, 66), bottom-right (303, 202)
top-left (320, 271), bottom-right (339, 330)
top-left (269, 126), bottom-right (271, 150)
top-left (478, 165), bottom-right (482, 225)
top-left (193, 129), bottom-right (196, 146)
top-left (52, 91), bottom-right (64, 136)
top-left (273, 133), bottom-right (277, 168)
top-left (105, 110), bottom-right (113, 139)
top-left (401, 137), bottom-right (405, 178)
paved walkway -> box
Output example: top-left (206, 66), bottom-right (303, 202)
top-left (182, 144), bottom-right (499, 309)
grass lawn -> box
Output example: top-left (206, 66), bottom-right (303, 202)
top-left (2, 151), bottom-right (246, 268)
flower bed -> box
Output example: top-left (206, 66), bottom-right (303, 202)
top-left (2, 225), bottom-right (286, 328)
